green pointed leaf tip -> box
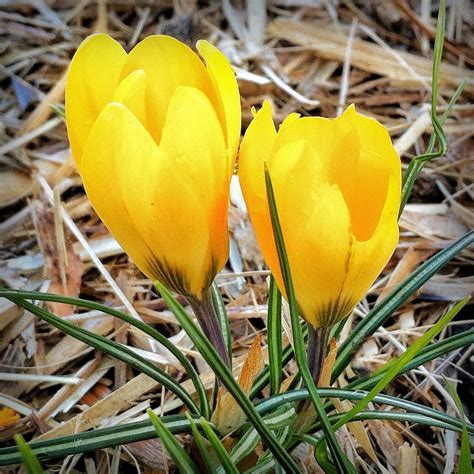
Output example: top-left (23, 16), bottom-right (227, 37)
top-left (199, 417), bottom-right (239, 474)
top-left (333, 297), bottom-right (469, 431)
top-left (147, 409), bottom-right (199, 473)
top-left (444, 380), bottom-right (473, 474)
top-left (14, 435), bottom-right (44, 474)
top-left (186, 413), bottom-right (215, 473)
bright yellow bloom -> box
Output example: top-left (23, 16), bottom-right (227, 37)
top-left (65, 34), bottom-right (240, 298)
top-left (239, 102), bottom-right (400, 328)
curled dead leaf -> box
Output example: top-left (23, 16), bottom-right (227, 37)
top-left (212, 334), bottom-right (264, 434)
top-left (0, 170), bottom-right (33, 209)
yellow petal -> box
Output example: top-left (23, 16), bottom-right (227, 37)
top-left (272, 116), bottom-right (335, 174)
top-left (159, 86), bottom-right (229, 292)
top-left (326, 114), bottom-right (360, 207)
top-left (121, 35), bottom-right (214, 144)
top-left (269, 141), bottom-right (354, 327)
top-left (338, 105), bottom-right (401, 241)
top-left (239, 100), bottom-right (277, 209)
top-left (80, 102), bottom-right (158, 280)
top-left (272, 113), bottom-right (361, 198)
top-left (279, 112), bottom-right (300, 130)
top-left (112, 69), bottom-right (147, 127)
top-left (346, 174), bottom-right (400, 306)
top-left (65, 34), bottom-right (126, 169)
top-left (197, 40), bottom-right (241, 165)
top-left (239, 100), bottom-right (280, 281)
top-left (273, 106), bottom-right (399, 241)
top-left (343, 105), bottom-right (401, 182)
top-left (159, 86), bottom-right (227, 197)
top-left (269, 139), bottom-right (324, 235)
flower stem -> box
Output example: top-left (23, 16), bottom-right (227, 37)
top-left (294, 325), bottom-right (330, 432)
top-left (187, 290), bottom-right (231, 368)
top-left (307, 324), bottom-right (329, 386)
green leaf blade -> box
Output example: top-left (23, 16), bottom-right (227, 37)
top-left (200, 417), bottom-right (239, 474)
top-left (186, 414), bottom-right (218, 473)
top-left (147, 409), bottom-right (199, 474)
top-left (267, 276), bottom-right (283, 396)
top-left (212, 282), bottom-right (233, 367)
top-left (444, 380), bottom-right (473, 474)
top-left (14, 435), bottom-right (44, 474)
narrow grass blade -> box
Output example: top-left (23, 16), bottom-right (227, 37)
top-left (5, 295), bottom-right (199, 415)
top-left (154, 280), bottom-right (300, 473)
top-left (400, 0), bottom-right (450, 212)
top-left (212, 282), bottom-right (233, 366)
top-left (186, 414), bottom-right (215, 473)
top-left (147, 409), bottom-right (199, 474)
top-left (264, 165), bottom-right (356, 474)
top-left (254, 420), bottom-right (296, 474)
top-left (444, 380), bottom-right (472, 474)
top-left (263, 404), bottom-right (297, 430)
top-left (256, 389), bottom-right (473, 435)
top-left (14, 435), bottom-right (43, 474)
top-left (224, 427), bottom-right (260, 471)
top-left (0, 288), bottom-right (210, 419)
top-left (297, 434), bottom-right (337, 474)
top-left (267, 276), bottom-right (283, 395)
top-left (401, 78), bottom-right (466, 212)
top-left (333, 297), bottom-right (469, 432)
top-left (333, 230), bottom-right (474, 381)
top-left (244, 456), bottom-right (275, 474)
top-left (348, 329), bottom-right (474, 393)
top-left (312, 411), bottom-right (468, 434)
top-left (0, 415), bottom-right (210, 467)
top-left (200, 417), bottom-right (239, 474)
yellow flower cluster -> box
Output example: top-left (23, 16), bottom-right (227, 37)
top-left (66, 35), bottom-right (400, 329)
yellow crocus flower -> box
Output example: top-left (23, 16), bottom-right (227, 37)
top-left (65, 34), bottom-right (240, 299)
top-left (239, 101), bottom-right (401, 329)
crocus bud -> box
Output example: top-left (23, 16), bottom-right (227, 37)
top-left (239, 101), bottom-right (400, 329)
top-left (65, 34), bottom-right (240, 299)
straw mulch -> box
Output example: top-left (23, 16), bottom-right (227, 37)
top-left (0, 1), bottom-right (472, 472)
